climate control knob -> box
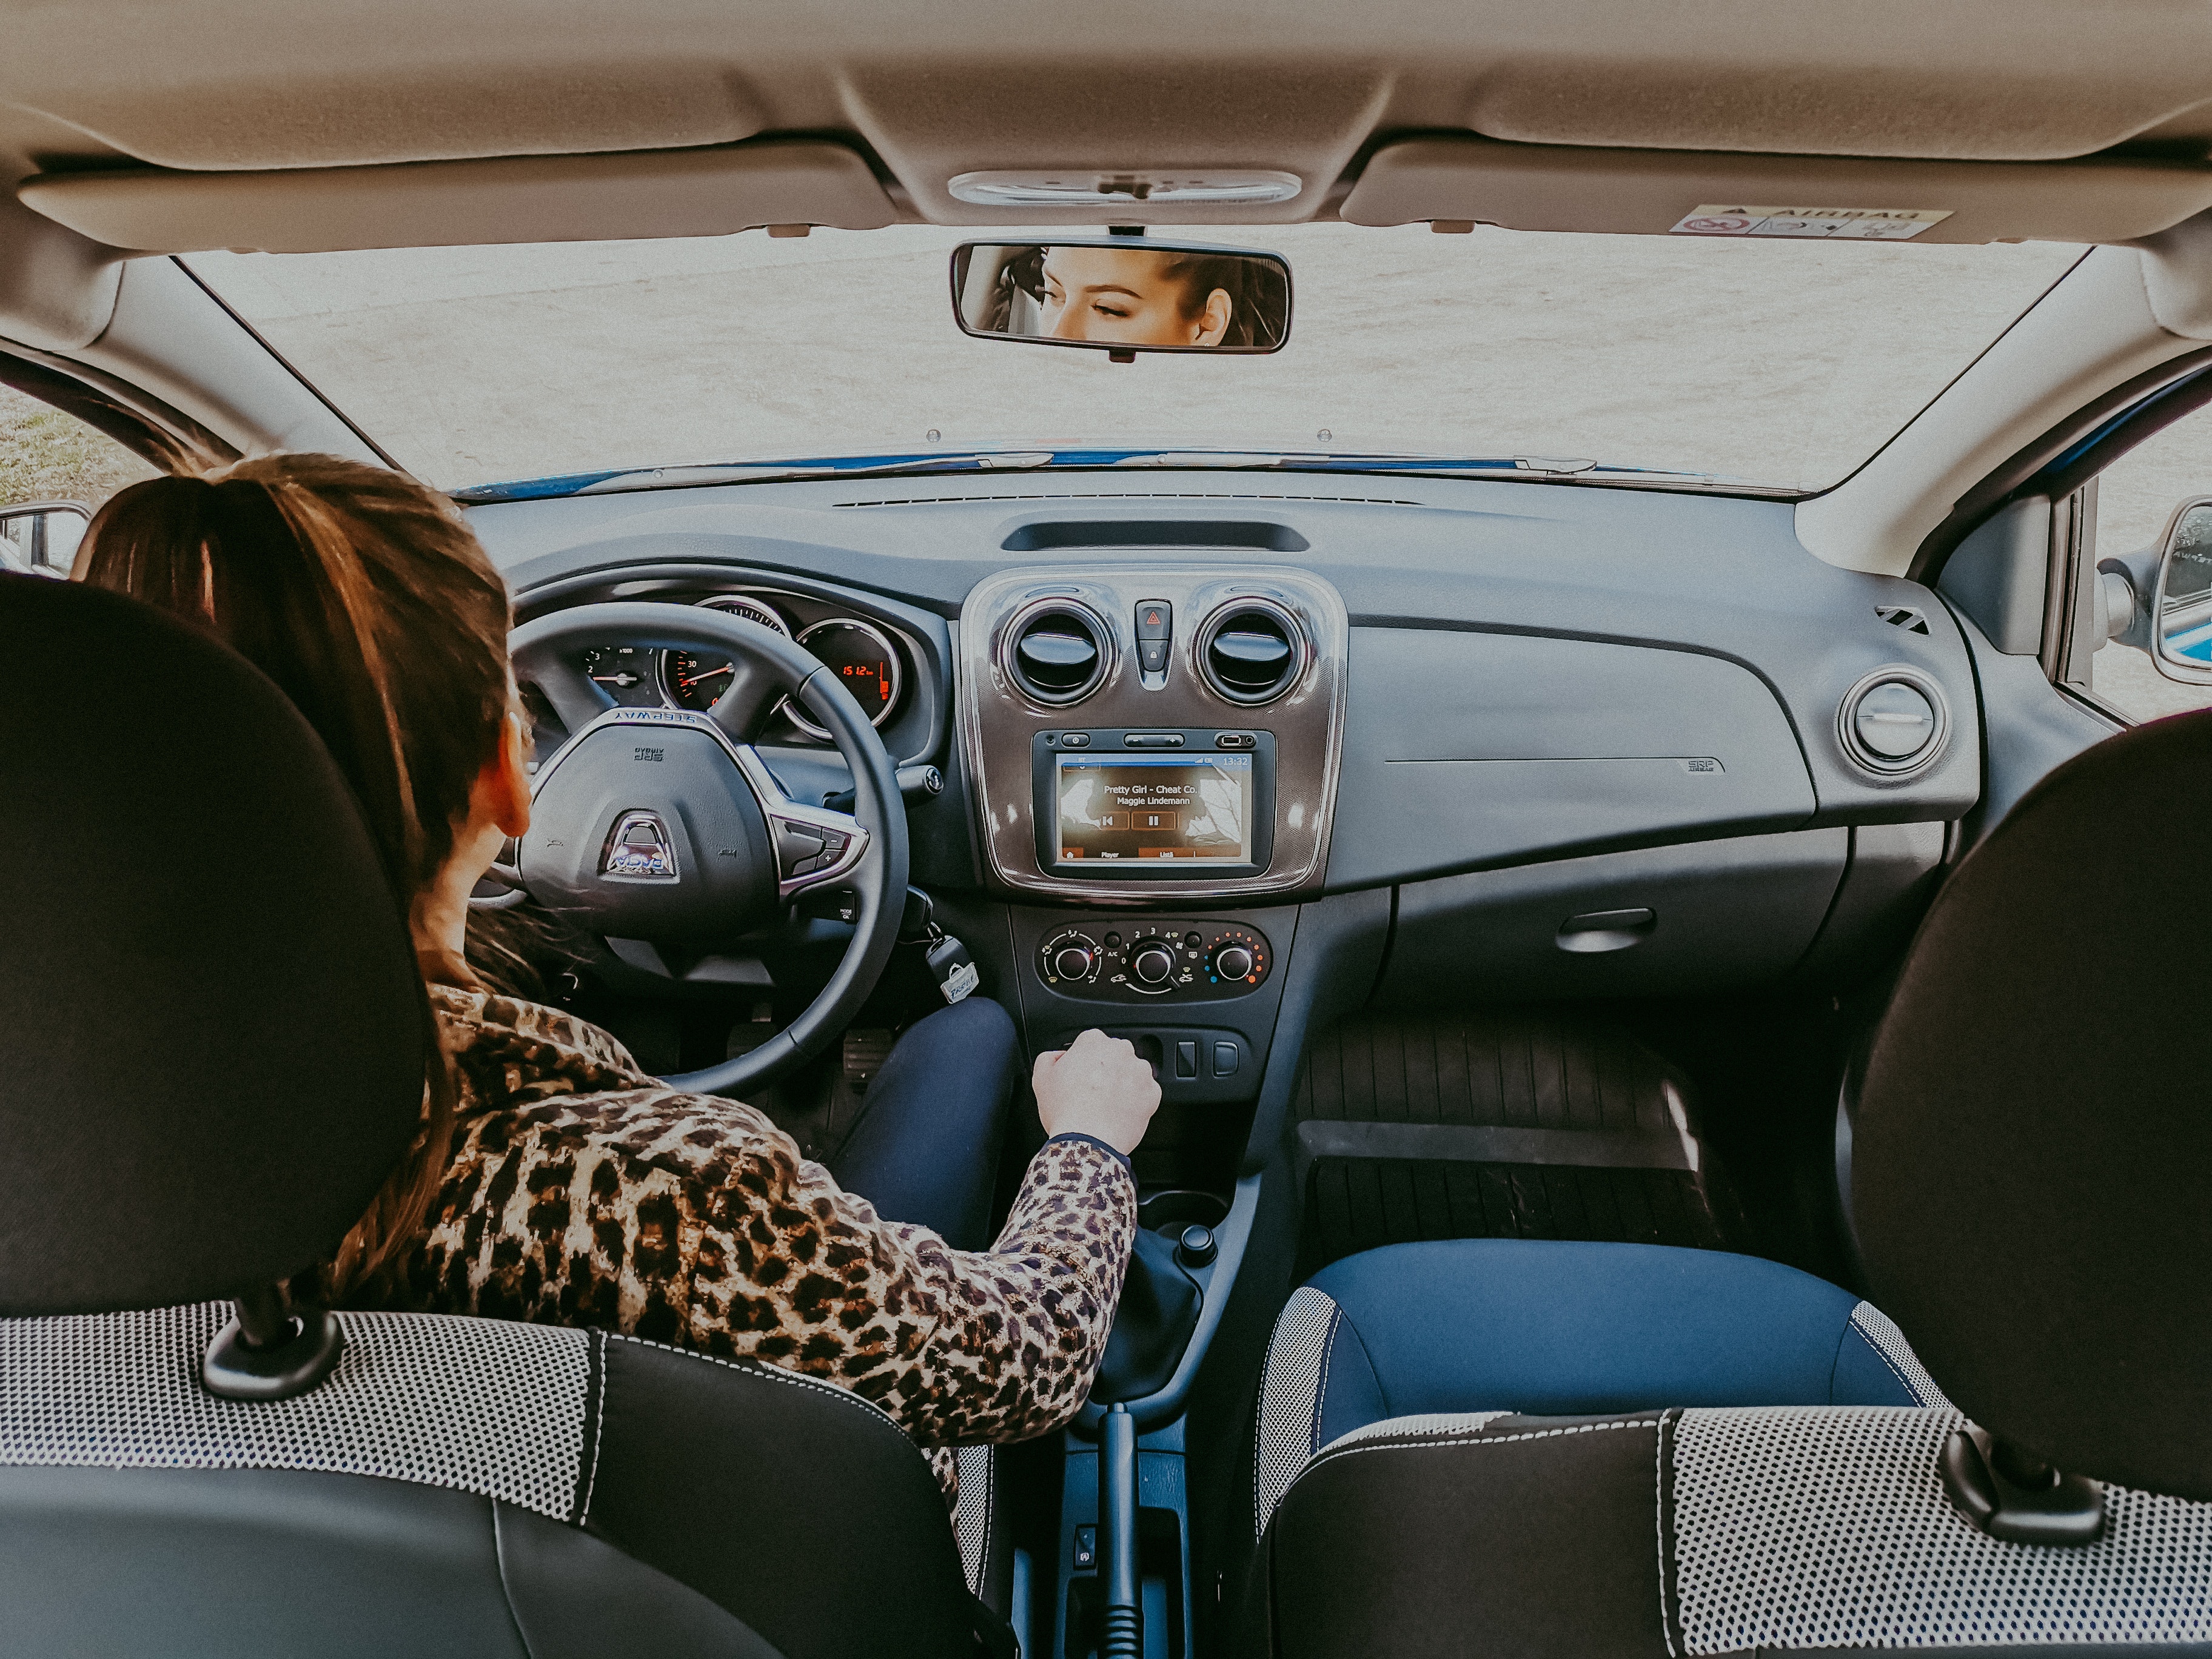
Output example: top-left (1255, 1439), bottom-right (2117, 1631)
top-left (1213, 943), bottom-right (1255, 982)
top-left (1052, 944), bottom-right (1096, 980)
top-left (1131, 943), bottom-right (1177, 985)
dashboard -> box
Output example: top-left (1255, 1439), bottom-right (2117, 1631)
top-left (472, 468), bottom-right (1988, 1090)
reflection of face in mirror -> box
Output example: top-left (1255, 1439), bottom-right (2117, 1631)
top-left (954, 241), bottom-right (1291, 352)
top-left (1039, 246), bottom-right (1233, 347)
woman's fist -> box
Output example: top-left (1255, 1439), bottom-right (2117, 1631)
top-left (1033, 1029), bottom-right (1162, 1156)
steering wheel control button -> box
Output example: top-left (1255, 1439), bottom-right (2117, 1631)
top-left (773, 820), bottom-right (826, 874)
top-left (601, 810), bottom-right (679, 882)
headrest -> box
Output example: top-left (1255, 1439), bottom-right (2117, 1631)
top-left (0, 575), bottom-right (429, 1316)
top-left (1857, 709), bottom-right (2212, 1499)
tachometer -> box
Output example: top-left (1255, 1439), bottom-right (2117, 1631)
top-left (786, 618), bottom-right (903, 739)
top-left (580, 644), bottom-right (660, 706)
top-left (661, 595), bottom-right (790, 711)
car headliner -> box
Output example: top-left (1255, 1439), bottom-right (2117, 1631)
top-left (2, 1), bottom-right (2211, 248)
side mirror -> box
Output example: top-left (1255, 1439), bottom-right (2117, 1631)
top-left (2148, 497), bottom-right (2212, 685)
top-left (0, 500), bottom-right (92, 578)
top-left (950, 238), bottom-right (1291, 361)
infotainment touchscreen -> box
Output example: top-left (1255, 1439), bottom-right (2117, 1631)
top-left (1053, 753), bottom-right (1254, 865)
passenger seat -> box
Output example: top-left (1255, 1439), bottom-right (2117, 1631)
top-left (1245, 709), bottom-right (2212, 1657)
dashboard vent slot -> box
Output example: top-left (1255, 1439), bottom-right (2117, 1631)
top-left (1000, 519), bottom-right (1310, 552)
top-left (1005, 601), bottom-right (1110, 705)
top-left (1837, 667), bottom-right (1949, 778)
top-left (1199, 599), bottom-right (1305, 705)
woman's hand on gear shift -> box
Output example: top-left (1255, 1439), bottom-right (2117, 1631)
top-left (1033, 1028), bottom-right (1162, 1156)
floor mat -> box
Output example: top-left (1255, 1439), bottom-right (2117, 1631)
top-left (1290, 1011), bottom-right (1744, 1276)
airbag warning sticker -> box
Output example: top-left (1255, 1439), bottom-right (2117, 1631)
top-left (1667, 206), bottom-right (1951, 240)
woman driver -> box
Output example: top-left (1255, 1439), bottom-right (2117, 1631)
top-left (78, 453), bottom-right (1161, 1490)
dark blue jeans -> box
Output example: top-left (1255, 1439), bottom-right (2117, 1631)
top-left (828, 995), bottom-right (1020, 1251)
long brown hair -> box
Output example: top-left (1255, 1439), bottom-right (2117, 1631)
top-left (78, 453), bottom-right (514, 1298)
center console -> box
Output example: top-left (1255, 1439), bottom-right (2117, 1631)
top-left (956, 565), bottom-right (1348, 902)
top-left (956, 567), bottom-right (1348, 1659)
top-left (959, 563), bottom-right (1344, 1103)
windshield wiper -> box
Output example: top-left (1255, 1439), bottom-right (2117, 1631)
top-left (451, 446), bottom-right (1788, 504)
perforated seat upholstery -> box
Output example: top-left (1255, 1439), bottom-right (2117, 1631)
top-left (0, 576), bottom-right (989, 1659)
top-left (1250, 709), bottom-right (2212, 1657)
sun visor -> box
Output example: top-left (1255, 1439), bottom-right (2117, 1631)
top-left (15, 139), bottom-right (897, 255)
top-left (1341, 136), bottom-right (2212, 245)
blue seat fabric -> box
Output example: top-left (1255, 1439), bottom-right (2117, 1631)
top-left (1305, 1239), bottom-right (1920, 1449)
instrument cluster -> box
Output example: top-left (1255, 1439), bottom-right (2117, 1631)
top-left (578, 590), bottom-right (907, 742)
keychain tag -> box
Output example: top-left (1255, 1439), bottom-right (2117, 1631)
top-left (925, 927), bottom-right (979, 1005)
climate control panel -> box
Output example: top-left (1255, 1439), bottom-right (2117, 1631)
top-left (1036, 919), bottom-right (1272, 1001)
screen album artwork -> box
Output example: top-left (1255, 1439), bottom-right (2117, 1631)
top-left (1054, 753), bottom-right (1253, 863)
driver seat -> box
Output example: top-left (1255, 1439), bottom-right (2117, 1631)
top-left (0, 575), bottom-right (985, 1659)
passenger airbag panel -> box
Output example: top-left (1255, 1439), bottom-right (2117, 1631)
top-left (1328, 626), bottom-right (1815, 888)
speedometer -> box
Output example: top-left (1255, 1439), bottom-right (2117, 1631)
top-left (660, 595), bottom-right (789, 711)
top-left (786, 618), bottom-right (903, 739)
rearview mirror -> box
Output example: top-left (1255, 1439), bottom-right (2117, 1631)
top-left (0, 500), bottom-right (92, 578)
top-left (2151, 497), bottom-right (2212, 684)
top-left (950, 238), bottom-right (1291, 358)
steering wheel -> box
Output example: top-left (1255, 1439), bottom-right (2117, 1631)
top-left (506, 602), bottom-right (910, 1097)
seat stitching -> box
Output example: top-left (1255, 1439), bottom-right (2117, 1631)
top-left (1654, 1410), bottom-right (1675, 1659)
top-left (578, 1339), bottom-right (608, 1525)
top-left (1311, 1305), bottom-right (1341, 1456)
top-left (603, 1333), bottom-right (916, 1449)
top-left (1300, 1416), bottom-right (1656, 1480)
top-left (1845, 1319), bottom-right (1920, 1404)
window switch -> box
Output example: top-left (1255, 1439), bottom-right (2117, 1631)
top-left (1073, 1524), bottom-right (1098, 1569)
top-left (1175, 1039), bottom-right (1199, 1080)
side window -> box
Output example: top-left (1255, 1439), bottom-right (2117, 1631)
top-left (2079, 403), bottom-right (2212, 723)
top-left (0, 381), bottom-right (161, 577)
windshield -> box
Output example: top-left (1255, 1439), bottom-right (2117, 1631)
top-left (187, 223), bottom-right (2083, 497)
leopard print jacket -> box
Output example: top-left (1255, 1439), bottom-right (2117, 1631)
top-left (353, 985), bottom-right (1136, 1496)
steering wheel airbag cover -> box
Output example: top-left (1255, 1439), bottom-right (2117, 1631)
top-left (521, 723), bottom-right (777, 940)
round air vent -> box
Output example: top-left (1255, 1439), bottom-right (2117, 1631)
top-left (1002, 600), bottom-right (1111, 705)
top-left (1198, 598), bottom-right (1305, 705)
top-left (1838, 667), bottom-right (1949, 777)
